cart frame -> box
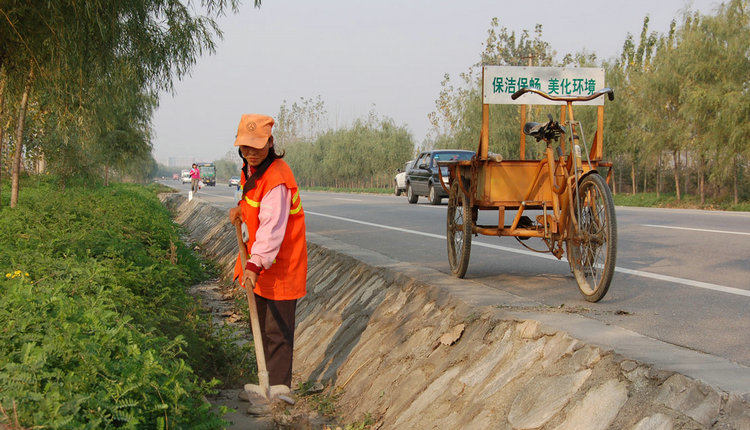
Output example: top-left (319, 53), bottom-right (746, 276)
top-left (439, 67), bottom-right (618, 302)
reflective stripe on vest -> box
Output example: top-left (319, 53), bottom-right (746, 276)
top-left (246, 190), bottom-right (302, 214)
top-left (245, 196), bottom-right (260, 207)
top-left (290, 191), bottom-right (302, 215)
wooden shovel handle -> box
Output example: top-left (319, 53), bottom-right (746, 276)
top-left (234, 222), bottom-right (270, 397)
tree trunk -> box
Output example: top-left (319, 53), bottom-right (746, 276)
top-left (0, 74), bottom-right (5, 208)
top-left (672, 150), bottom-right (681, 201)
top-left (618, 166), bottom-right (623, 195)
top-left (630, 162), bottom-right (637, 195)
top-left (10, 66), bottom-right (33, 208)
top-left (612, 168), bottom-right (617, 194)
top-left (682, 150), bottom-right (689, 197)
top-left (699, 155), bottom-right (705, 206)
top-left (734, 157), bottom-right (739, 205)
top-left (643, 166), bottom-right (647, 194)
top-left (656, 152), bottom-right (662, 198)
top-left (104, 163), bottom-right (109, 187)
top-left (37, 152), bottom-right (45, 173)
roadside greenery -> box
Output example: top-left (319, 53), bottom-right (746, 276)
top-left (0, 1), bottom-right (259, 208)
top-left (0, 178), bottom-right (248, 428)
top-left (279, 102), bottom-right (415, 189)
top-left (613, 192), bottom-right (750, 212)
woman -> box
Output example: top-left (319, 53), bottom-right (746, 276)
top-left (189, 163), bottom-right (200, 193)
top-left (228, 114), bottom-right (307, 407)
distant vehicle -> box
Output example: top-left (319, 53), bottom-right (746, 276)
top-left (172, 173), bottom-right (179, 181)
top-left (394, 159), bottom-right (415, 196)
top-left (180, 170), bottom-right (191, 184)
top-left (406, 150), bottom-right (474, 205)
top-left (196, 162), bottom-right (216, 186)
top-left (228, 176), bottom-right (241, 188)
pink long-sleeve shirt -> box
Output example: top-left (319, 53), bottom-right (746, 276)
top-left (246, 184), bottom-right (292, 270)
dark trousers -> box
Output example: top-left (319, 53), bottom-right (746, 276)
top-left (255, 294), bottom-right (297, 387)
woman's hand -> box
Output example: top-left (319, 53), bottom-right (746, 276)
top-left (229, 206), bottom-right (242, 226)
top-left (243, 269), bottom-right (258, 289)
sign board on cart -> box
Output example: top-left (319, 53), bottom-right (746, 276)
top-left (483, 66), bottom-right (606, 106)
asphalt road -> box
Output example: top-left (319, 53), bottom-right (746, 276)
top-left (165, 181), bottom-right (750, 367)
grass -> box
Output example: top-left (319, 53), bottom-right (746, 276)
top-left (613, 192), bottom-right (750, 212)
top-left (0, 176), bottom-right (249, 428)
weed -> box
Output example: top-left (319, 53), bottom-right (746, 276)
top-left (345, 413), bottom-right (376, 430)
top-left (297, 383), bottom-right (343, 417)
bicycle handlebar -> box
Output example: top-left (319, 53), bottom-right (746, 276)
top-left (511, 87), bottom-right (615, 103)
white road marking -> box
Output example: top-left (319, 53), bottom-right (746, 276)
top-left (641, 224), bottom-right (750, 236)
top-left (193, 191), bottom-right (236, 200)
top-left (333, 197), bottom-right (363, 202)
top-left (305, 210), bottom-right (750, 298)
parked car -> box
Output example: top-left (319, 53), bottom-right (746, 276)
top-left (394, 160), bottom-right (415, 196)
top-left (406, 149), bottom-right (474, 205)
top-left (228, 176), bottom-right (241, 188)
top-left (180, 170), bottom-right (191, 184)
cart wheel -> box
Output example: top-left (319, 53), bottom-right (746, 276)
top-left (567, 173), bottom-right (617, 302)
top-left (447, 181), bottom-right (473, 278)
top-left (407, 183), bottom-right (418, 204)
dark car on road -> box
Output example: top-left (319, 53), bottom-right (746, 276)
top-left (406, 149), bottom-right (474, 205)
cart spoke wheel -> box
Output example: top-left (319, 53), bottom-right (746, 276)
top-left (446, 181), bottom-right (473, 278)
top-left (567, 173), bottom-right (617, 302)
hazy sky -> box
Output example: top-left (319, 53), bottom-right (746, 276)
top-left (152, 0), bottom-right (720, 164)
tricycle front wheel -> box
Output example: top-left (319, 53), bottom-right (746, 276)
top-left (447, 182), bottom-right (473, 278)
top-left (567, 173), bottom-right (617, 302)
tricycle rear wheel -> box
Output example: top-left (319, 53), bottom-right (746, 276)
top-left (567, 173), bottom-right (617, 302)
top-left (447, 181), bottom-right (473, 278)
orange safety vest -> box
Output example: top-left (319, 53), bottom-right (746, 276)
top-left (233, 159), bottom-right (307, 300)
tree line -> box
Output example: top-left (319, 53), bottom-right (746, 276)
top-left (0, 0), bottom-right (258, 208)
top-left (426, 1), bottom-right (749, 205)
top-left (269, 98), bottom-right (415, 189)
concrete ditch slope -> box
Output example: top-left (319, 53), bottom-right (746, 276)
top-left (161, 193), bottom-right (750, 429)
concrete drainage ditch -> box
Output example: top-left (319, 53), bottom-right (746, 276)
top-left (161, 193), bottom-right (750, 429)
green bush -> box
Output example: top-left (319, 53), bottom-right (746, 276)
top-left (613, 192), bottom-right (750, 211)
top-left (0, 179), bottom-right (234, 428)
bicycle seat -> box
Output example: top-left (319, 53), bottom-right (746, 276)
top-left (523, 122), bottom-right (545, 138)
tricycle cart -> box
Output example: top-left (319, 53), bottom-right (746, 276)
top-left (439, 66), bottom-right (617, 302)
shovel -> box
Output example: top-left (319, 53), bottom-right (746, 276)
top-left (234, 222), bottom-right (271, 400)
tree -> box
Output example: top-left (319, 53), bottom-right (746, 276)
top-left (0, 0), bottom-right (256, 205)
top-left (284, 111), bottom-right (414, 189)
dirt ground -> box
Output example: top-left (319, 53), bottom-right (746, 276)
top-left (191, 280), bottom-right (341, 429)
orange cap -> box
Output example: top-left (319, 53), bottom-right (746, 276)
top-left (234, 114), bottom-right (274, 148)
